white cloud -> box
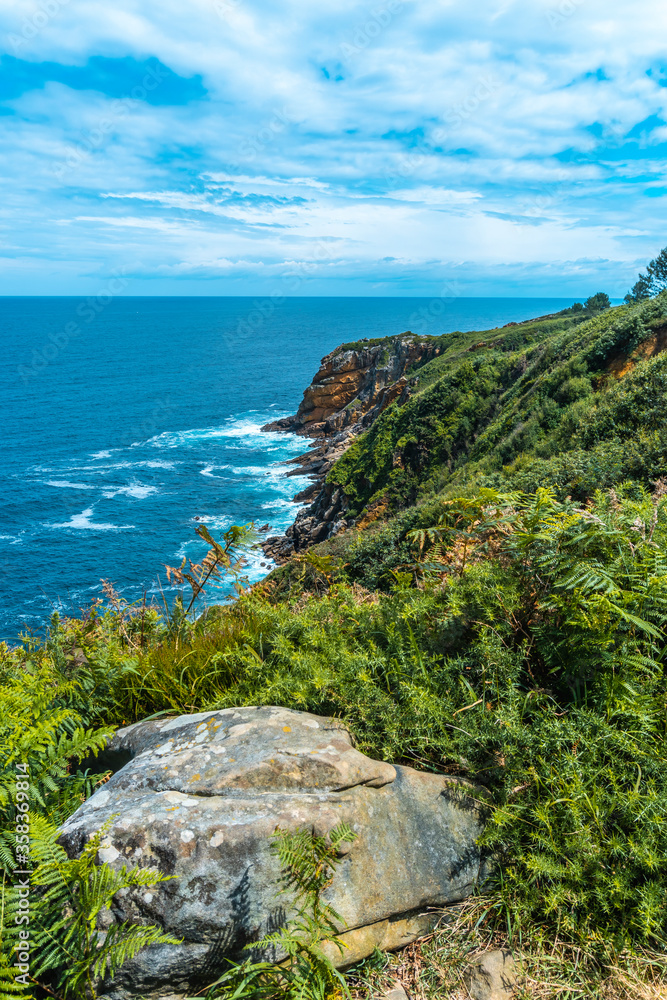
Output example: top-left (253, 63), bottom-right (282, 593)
top-left (0, 0), bottom-right (665, 294)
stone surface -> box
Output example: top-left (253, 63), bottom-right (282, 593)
top-left (261, 336), bottom-right (442, 561)
top-left (382, 988), bottom-right (409, 1000)
top-left (464, 949), bottom-right (517, 1000)
top-left (323, 910), bottom-right (441, 968)
top-left (60, 706), bottom-right (488, 1000)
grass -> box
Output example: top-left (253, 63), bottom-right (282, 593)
top-left (326, 295), bottom-right (667, 519)
top-left (348, 902), bottom-right (667, 999)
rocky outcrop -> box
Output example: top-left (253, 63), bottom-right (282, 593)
top-left (60, 706), bottom-right (488, 1000)
top-left (262, 336), bottom-right (442, 560)
top-left (263, 337), bottom-right (439, 438)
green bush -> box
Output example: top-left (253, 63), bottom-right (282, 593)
top-left (327, 294), bottom-right (667, 516)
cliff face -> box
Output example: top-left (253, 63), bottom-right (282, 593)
top-left (265, 337), bottom-right (441, 438)
top-left (261, 335), bottom-right (442, 560)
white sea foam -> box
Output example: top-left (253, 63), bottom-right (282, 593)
top-left (195, 515), bottom-right (234, 531)
top-left (48, 507), bottom-right (135, 531)
top-left (261, 498), bottom-right (306, 512)
top-left (228, 464), bottom-right (292, 479)
top-left (46, 481), bottom-right (96, 491)
top-left (34, 460), bottom-right (176, 473)
top-left (101, 482), bottom-right (159, 500)
top-left (143, 412), bottom-right (304, 454)
top-left (90, 450), bottom-right (114, 459)
top-left (199, 464), bottom-right (232, 479)
top-left (199, 461), bottom-right (308, 497)
top-left (238, 546), bottom-right (276, 584)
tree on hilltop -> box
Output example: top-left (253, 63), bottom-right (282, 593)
top-left (584, 292), bottom-right (611, 313)
top-left (625, 246), bottom-right (667, 302)
top-left (565, 293), bottom-right (610, 316)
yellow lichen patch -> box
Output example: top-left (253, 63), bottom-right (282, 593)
top-left (283, 726), bottom-right (292, 732)
top-left (190, 774), bottom-right (201, 781)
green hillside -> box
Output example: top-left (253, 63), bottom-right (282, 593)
top-left (331, 294), bottom-right (667, 516)
top-left (3, 293), bottom-right (667, 998)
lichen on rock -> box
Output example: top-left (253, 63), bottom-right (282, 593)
top-left (60, 705), bottom-right (488, 1000)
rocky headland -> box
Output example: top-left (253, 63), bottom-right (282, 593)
top-left (261, 334), bottom-right (442, 560)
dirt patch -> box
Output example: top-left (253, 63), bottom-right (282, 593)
top-left (607, 325), bottom-right (667, 378)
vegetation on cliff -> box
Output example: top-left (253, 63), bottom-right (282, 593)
top-left (328, 293), bottom-right (667, 517)
top-left (3, 279), bottom-right (667, 998)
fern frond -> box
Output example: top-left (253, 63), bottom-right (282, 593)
top-left (91, 922), bottom-right (181, 983)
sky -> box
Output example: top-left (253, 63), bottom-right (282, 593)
top-left (0, 0), bottom-right (666, 297)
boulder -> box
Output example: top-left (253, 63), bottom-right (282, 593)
top-left (60, 706), bottom-right (488, 999)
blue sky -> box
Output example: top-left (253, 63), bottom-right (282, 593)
top-left (0, 0), bottom-right (665, 296)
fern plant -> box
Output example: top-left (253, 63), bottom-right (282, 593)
top-left (10, 816), bottom-right (179, 1000)
top-left (165, 522), bottom-right (255, 621)
top-left (0, 625), bottom-right (179, 1000)
top-left (206, 823), bottom-right (356, 1000)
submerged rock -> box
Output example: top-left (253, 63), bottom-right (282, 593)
top-left (60, 706), bottom-right (488, 999)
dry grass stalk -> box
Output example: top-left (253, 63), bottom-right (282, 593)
top-left (346, 901), bottom-right (667, 1000)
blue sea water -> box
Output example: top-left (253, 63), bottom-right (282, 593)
top-left (1, 296), bottom-right (579, 640)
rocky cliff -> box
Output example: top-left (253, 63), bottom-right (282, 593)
top-left (261, 335), bottom-right (443, 560)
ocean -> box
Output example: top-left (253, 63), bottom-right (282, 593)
top-left (1, 295), bottom-right (579, 640)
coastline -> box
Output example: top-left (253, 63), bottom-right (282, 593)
top-left (260, 333), bottom-right (444, 561)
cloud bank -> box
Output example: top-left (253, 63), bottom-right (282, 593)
top-left (0, 0), bottom-right (665, 295)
